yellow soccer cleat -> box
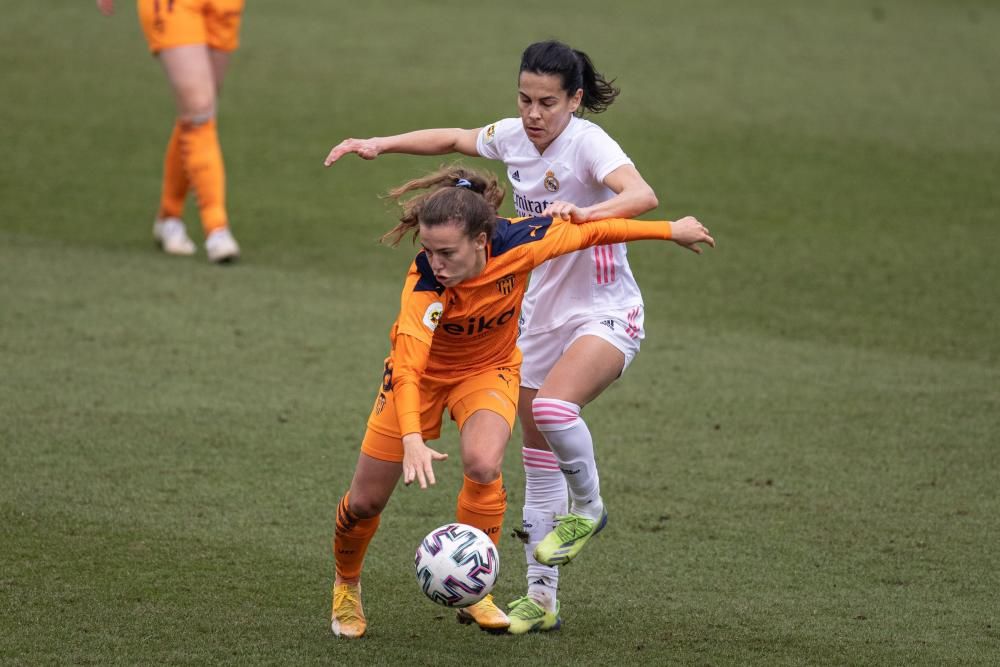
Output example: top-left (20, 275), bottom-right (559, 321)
top-left (533, 508), bottom-right (608, 566)
top-left (456, 594), bottom-right (510, 633)
top-left (507, 596), bottom-right (561, 635)
top-left (331, 582), bottom-right (367, 639)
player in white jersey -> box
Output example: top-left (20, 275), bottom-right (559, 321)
top-left (324, 41), bottom-right (685, 635)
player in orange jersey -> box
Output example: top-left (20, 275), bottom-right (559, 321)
top-left (329, 164), bottom-right (713, 639)
top-left (97, 0), bottom-right (242, 263)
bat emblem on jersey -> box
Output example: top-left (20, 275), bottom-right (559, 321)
top-left (496, 274), bottom-right (515, 295)
top-left (423, 301), bottom-right (444, 331)
top-left (381, 360), bottom-right (393, 391)
top-left (544, 170), bottom-right (560, 192)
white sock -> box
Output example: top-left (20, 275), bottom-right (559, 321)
top-left (531, 397), bottom-right (605, 521)
top-left (522, 446), bottom-right (565, 612)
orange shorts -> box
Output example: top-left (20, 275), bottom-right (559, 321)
top-left (361, 361), bottom-right (520, 463)
top-left (138, 0), bottom-right (245, 54)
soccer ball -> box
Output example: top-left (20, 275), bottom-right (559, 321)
top-left (414, 523), bottom-right (499, 608)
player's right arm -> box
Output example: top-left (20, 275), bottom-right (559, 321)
top-left (392, 334), bottom-right (448, 489)
top-left (324, 129), bottom-right (480, 166)
top-left (390, 258), bottom-right (450, 488)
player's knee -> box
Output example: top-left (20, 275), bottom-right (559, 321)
top-left (531, 397), bottom-right (582, 432)
top-left (345, 492), bottom-right (386, 519)
top-left (463, 461), bottom-right (502, 485)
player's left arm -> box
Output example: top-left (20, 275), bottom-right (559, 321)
top-left (527, 214), bottom-right (714, 268)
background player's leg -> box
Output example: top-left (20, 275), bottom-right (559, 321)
top-left (155, 48), bottom-right (229, 244)
top-left (157, 121), bottom-right (189, 229)
top-left (208, 48), bottom-right (232, 90)
top-left (158, 45), bottom-right (238, 261)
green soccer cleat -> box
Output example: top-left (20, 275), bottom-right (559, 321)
top-left (533, 508), bottom-right (608, 566)
top-left (507, 596), bottom-right (561, 635)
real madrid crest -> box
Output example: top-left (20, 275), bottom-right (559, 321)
top-left (544, 170), bottom-right (560, 193)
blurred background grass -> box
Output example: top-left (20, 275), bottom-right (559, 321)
top-left (2, 1), bottom-right (998, 664)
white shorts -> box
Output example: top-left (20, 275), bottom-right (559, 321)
top-left (518, 305), bottom-right (645, 390)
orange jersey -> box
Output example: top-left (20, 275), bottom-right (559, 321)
top-left (385, 215), bottom-right (674, 436)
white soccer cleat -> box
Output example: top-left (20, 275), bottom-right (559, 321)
top-left (205, 227), bottom-right (241, 264)
top-left (152, 217), bottom-right (196, 256)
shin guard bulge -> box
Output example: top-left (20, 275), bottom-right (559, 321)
top-left (532, 397), bottom-right (604, 520)
top-left (456, 475), bottom-right (506, 547)
top-left (334, 493), bottom-right (381, 581)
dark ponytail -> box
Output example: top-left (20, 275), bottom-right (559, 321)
top-left (519, 40), bottom-right (620, 114)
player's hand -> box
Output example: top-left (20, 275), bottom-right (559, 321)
top-left (401, 433), bottom-right (448, 489)
top-left (669, 216), bottom-right (715, 253)
top-left (97, 0), bottom-right (114, 16)
top-left (542, 201), bottom-right (589, 224)
top-left (324, 138), bottom-right (381, 166)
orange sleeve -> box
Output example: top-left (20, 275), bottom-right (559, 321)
top-left (388, 258), bottom-right (446, 436)
top-left (391, 333), bottom-right (430, 437)
top-left (529, 217), bottom-right (673, 268)
top-left (394, 265), bottom-right (446, 345)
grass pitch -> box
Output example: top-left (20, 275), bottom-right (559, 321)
top-left (2, 1), bottom-right (998, 665)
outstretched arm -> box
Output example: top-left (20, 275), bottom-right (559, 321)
top-left (660, 216), bottom-right (715, 253)
top-left (529, 215), bottom-right (714, 268)
top-left (324, 128), bottom-right (480, 166)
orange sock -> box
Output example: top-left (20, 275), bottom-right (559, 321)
top-left (157, 120), bottom-right (189, 220)
top-left (456, 475), bottom-right (506, 547)
top-left (178, 117), bottom-right (228, 235)
top-left (334, 493), bottom-right (381, 581)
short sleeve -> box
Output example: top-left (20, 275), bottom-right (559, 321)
top-left (395, 254), bottom-right (446, 346)
top-left (578, 125), bottom-right (634, 185)
top-left (476, 118), bottom-right (518, 161)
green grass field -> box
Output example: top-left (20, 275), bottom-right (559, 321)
top-left (2, 1), bottom-right (999, 664)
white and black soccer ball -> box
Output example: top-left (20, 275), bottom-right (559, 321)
top-left (414, 523), bottom-right (499, 608)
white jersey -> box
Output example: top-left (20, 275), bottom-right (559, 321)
top-left (476, 116), bottom-right (644, 335)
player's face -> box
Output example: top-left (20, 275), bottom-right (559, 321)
top-left (517, 71), bottom-right (583, 153)
top-left (420, 222), bottom-right (487, 287)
